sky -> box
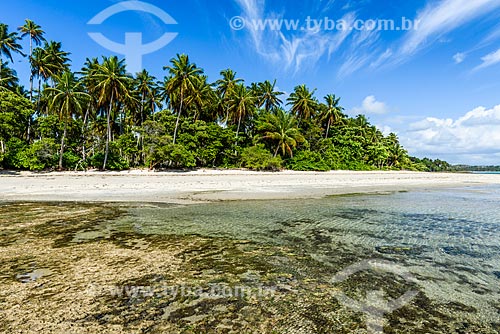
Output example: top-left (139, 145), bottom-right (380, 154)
top-left (2, 0), bottom-right (500, 165)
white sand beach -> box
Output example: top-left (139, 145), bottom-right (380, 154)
top-left (0, 170), bottom-right (498, 203)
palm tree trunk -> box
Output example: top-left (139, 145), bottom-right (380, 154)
top-left (172, 87), bottom-right (183, 145)
top-left (29, 37), bottom-right (33, 101)
top-left (103, 91), bottom-right (114, 170)
top-left (58, 121), bottom-right (67, 170)
top-left (140, 91), bottom-right (145, 125)
top-left (234, 114), bottom-right (242, 155)
top-left (325, 119), bottom-right (331, 139)
top-left (36, 76), bottom-right (42, 113)
top-left (274, 145), bottom-right (280, 158)
top-left (81, 106), bottom-right (90, 161)
top-left (224, 107), bottom-right (230, 125)
top-left (26, 37), bottom-right (34, 141)
top-left (236, 114), bottom-right (242, 141)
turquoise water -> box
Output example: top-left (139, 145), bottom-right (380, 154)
top-left (472, 171), bottom-right (500, 174)
top-left (74, 185), bottom-right (500, 332)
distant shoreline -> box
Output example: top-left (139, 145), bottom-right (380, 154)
top-left (1, 170), bottom-right (499, 204)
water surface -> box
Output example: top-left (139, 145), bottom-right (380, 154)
top-left (1, 186), bottom-right (499, 333)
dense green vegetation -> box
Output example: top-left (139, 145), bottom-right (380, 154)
top-left (0, 20), bottom-right (447, 172)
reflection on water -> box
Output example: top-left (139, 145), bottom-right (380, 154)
top-left (1, 185), bottom-right (499, 333)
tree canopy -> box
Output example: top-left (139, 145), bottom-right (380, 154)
top-left (0, 19), bottom-right (454, 172)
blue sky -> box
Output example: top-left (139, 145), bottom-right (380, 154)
top-left (2, 0), bottom-right (500, 164)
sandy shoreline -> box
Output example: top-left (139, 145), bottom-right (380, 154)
top-left (0, 169), bottom-right (498, 204)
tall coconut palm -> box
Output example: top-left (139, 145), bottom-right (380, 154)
top-left (321, 94), bottom-right (345, 139)
top-left (18, 19), bottom-right (45, 100)
top-left (92, 56), bottom-right (133, 169)
top-left (215, 69), bottom-right (243, 123)
top-left (134, 69), bottom-right (157, 125)
top-left (257, 80), bottom-right (283, 112)
top-left (78, 57), bottom-right (100, 161)
top-left (0, 24), bottom-right (24, 80)
top-left (287, 84), bottom-right (318, 123)
top-left (163, 54), bottom-right (203, 144)
top-left (256, 109), bottom-right (304, 157)
top-left (227, 83), bottom-right (256, 146)
top-left (45, 71), bottom-right (90, 170)
top-left (43, 41), bottom-right (70, 84)
top-left (31, 42), bottom-right (70, 104)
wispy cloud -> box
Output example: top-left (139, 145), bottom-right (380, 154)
top-left (473, 48), bottom-right (500, 71)
top-left (398, 0), bottom-right (500, 58)
top-left (337, 28), bottom-right (381, 78)
top-left (233, 0), bottom-right (356, 73)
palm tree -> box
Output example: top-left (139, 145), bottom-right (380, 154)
top-left (45, 71), bottom-right (90, 169)
top-left (163, 54), bottom-right (203, 144)
top-left (287, 84), bottom-right (318, 123)
top-left (31, 42), bottom-right (70, 104)
top-left (215, 69), bottom-right (243, 123)
top-left (0, 62), bottom-right (19, 92)
top-left (0, 24), bottom-right (24, 80)
top-left (43, 41), bottom-right (70, 84)
top-left (186, 74), bottom-right (216, 122)
top-left (321, 94), bottom-right (345, 139)
top-left (386, 133), bottom-right (406, 168)
top-left (134, 69), bottom-right (157, 125)
top-left (257, 80), bottom-right (283, 112)
top-left (227, 83), bottom-right (256, 145)
top-left (18, 19), bottom-right (45, 100)
top-left (256, 109), bottom-right (304, 157)
top-left (93, 56), bottom-right (133, 169)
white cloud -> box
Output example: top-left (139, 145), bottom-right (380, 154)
top-left (233, 0), bottom-right (355, 73)
top-left (473, 48), bottom-right (500, 71)
top-left (399, 0), bottom-right (500, 57)
top-left (402, 104), bottom-right (500, 164)
top-left (351, 96), bottom-right (390, 115)
top-left (453, 52), bottom-right (466, 64)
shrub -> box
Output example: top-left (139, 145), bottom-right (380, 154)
top-left (4, 138), bottom-right (58, 170)
top-left (287, 150), bottom-right (330, 171)
top-left (240, 145), bottom-right (282, 171)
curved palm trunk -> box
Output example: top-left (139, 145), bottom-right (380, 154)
top-left (325, 118), bottom-right (331, 139)
top-left (274, 145), bottom-right (280, 158)
top-left (103, 90), bottom-right (114, 170)
top-left (58, 121), bottom-right (67, 170)
top-left (172, 86), bottom-right (183, 145)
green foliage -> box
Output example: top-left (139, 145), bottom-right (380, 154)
top-left (240, 145), bottom-right (282, 171)
top-left (0, 91), bottom-right (33, 142)
top-left (4, 138), bottom-right (57, 170)
top-left (3, 138), bottom-right (27, 168)
top-left (89, 146), bottom-right (129, 170)
top-left (0, 23), bottom-right (449, 172)
top-left (147, 143), bottom-right (196, 169)
top-left (287, 150), bottom-right (329, 171)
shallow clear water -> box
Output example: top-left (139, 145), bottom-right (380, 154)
top-left (4, 186), bottom-right (500, 333)
top-left (73, 185), bottom-right (500, 331)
